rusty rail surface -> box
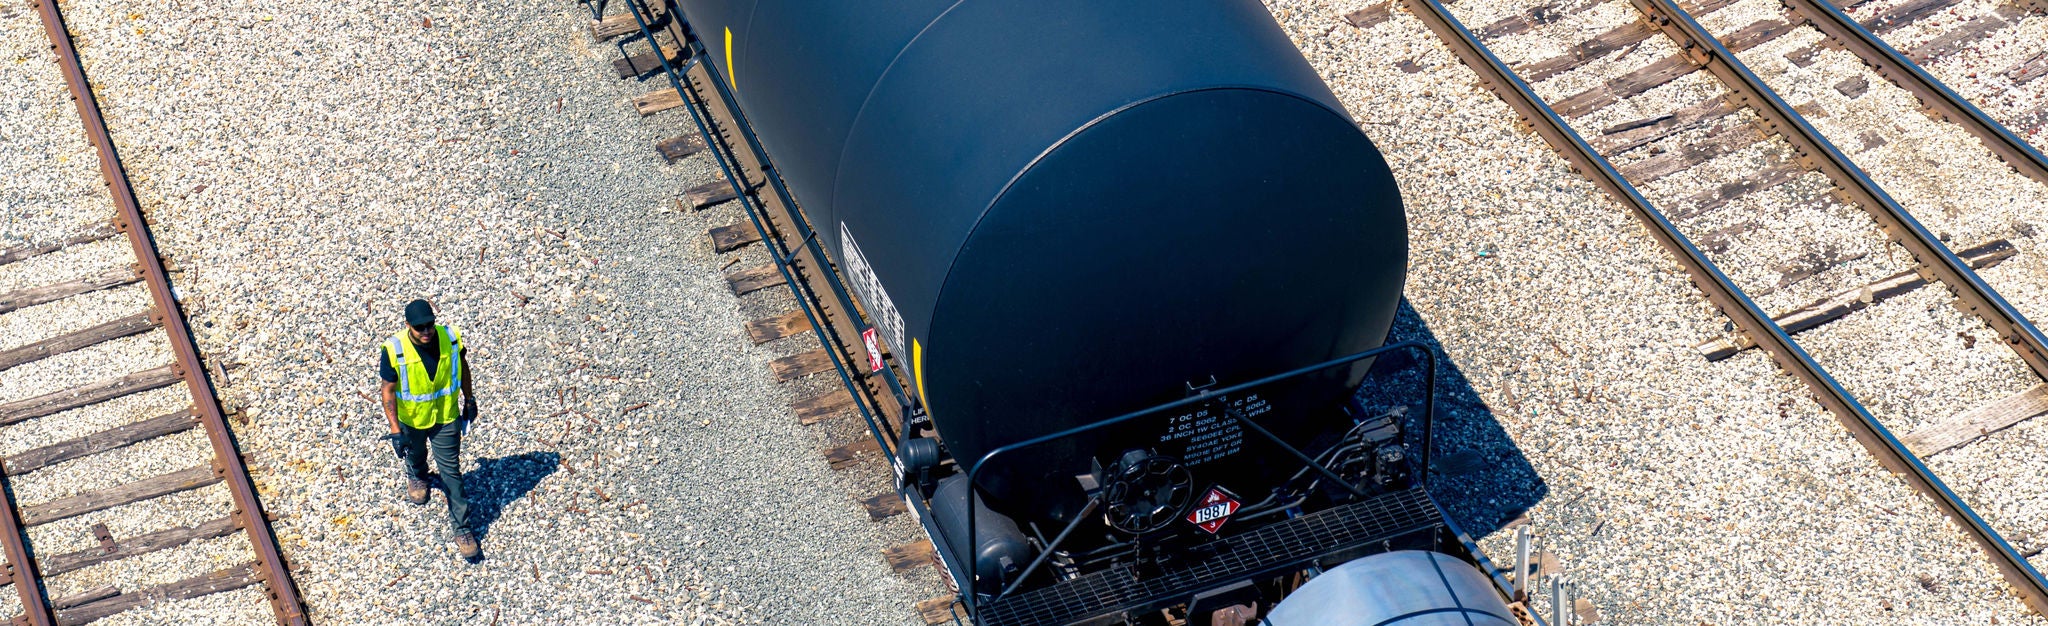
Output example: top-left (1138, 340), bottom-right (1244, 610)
top-left (1780, 0), bottom-right (2048, 186)
top-left (0, 477), bottom-right (53, 625)
top-left (29, 1), bottom-right (308, 623)
top-left (1401, 0), bottom-right (2048, 614)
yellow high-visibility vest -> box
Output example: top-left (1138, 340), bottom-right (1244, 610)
top-left (384, 325), bottom-right (464, 430)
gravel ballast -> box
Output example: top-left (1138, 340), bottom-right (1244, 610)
top-left (12, 0), bottom-right (2047, 622)
top-left (17, 0), bottom-right (941, 621)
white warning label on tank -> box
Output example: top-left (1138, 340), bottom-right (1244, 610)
top-left (840, 222), bottom-right (906, 356)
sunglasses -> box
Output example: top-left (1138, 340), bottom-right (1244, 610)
top-left (409, 324), bottom-right (435, 335)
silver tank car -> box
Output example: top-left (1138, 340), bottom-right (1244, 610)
top-left (1268, 551), bottom-right (1521, 626)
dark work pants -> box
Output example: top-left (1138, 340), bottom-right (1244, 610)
top-left (401, 421), bottom-right (471, 534)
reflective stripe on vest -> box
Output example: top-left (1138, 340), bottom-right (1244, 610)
top-left (384, 325), bottom-right (463, 429)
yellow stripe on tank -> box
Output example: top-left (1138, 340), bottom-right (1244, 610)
top-left (914, 339), bottom-right (929, 415)
top-left (724, 27), bottom-right (735, 90)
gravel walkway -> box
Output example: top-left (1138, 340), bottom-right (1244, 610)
top-left (1273, 0), bottom-right (2046, 622)
top-left (22, 0), bottom-right (937, 622)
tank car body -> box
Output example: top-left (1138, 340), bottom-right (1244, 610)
top-left (671, 0), bottom-right (1406, 517)
top-left (657, 1), bottom-right (1515, 623)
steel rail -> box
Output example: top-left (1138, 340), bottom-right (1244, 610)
top-left (31, 1), bottom-right (307, 623)
top-left (1401, 0), bottom-right (2048, 613)
top-left (1781, 0), bottom-right (2048, 186)
top-left (0, 475), bottom-right (54, 625)
top-left (1631, 0), bottom-right (2048, 383)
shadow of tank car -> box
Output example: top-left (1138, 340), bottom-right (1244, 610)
top-left (1356, 300), bottom-right (1547, 540)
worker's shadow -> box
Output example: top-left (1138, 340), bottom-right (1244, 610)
top-left (458, 451), bottom-right (561, 541)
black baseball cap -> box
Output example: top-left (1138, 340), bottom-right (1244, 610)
top-left (404, 299), bottom-right (435, 327)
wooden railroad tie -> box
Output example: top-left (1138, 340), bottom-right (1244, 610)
top-left (1616, 124), bottom-right (1761, 183)
top-left (588, 13), bottom-right (644, 41)
top-left (35, 563), bottom-right (265, 625)
top-left (1783, 0), bottom-right (1961, 67)
top-left (19, 465), bottom-right (220, 526)
top-left (1902, 4), bottom-right (2026, 64)
top-left (1515, 19), bottom-right (1660, 83)
top-left (1552, 17), bottom-right (1794, 118)
top-left (655, 134), bottom-right (706, 161)
top-left (683, 180), bottom-right (739, 210)
top-left (634, 88), bottom-right (684, 116)
top-left (0, 265), bottom-right (141, 315)
top-left (615, 43), bottom-right (687, 78)
top-left (0, 365), bottom-right (181, 426)
top-left (882, 538), bottom-right (935, 574)
top-left (0, 221), bottom-right (118, 267)
top-left (1696, 240), bottom-right (2015, 360)
top-left (4, 409), bottom-right (197, 476)
top-left (768, 348), bottom-right (834, 382)
top-left (824, 436), bottom-right (881, 470)
top-left (1835, 76), bottom-right (1869, 99)
top-left (861, 492), bottom-right (907, 521)
top-left (1551, 53), bottom-right (1700, 118)
top-left (724, 265), bottom-right (786, 296)
top-left (51, 586), bottom-right (118, 611)
top-left (744, 310), bottom-right (812, 344)
top-left (914, 596), bottom-right (962, 625)
top-left (1342, 3), bottom-right (1392, 28)
top-left (1505, 0), bottom-right (1733, 84)
top-left (0, 310), bottom-right (159, 373)
top-left (1904, 383), bottom-right (2048, 457)
top-left (1469, 0), bottom-right (1606, 39)
top-left (40, 516), bottom-right (239, 577)
top-left (708, 222), bottom-right (761, 253)
top-left (1595, 98), bottom-right (1739, 155)
top-left (1670, 161), bottom-right (1803, 220)
top-left (2008, 50), bottom-right (2048, 85)
top-left (793, 389), bottom-right (854, 425)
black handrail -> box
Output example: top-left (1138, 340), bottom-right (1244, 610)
top-left (961, 340), bottom-right (1439, 614)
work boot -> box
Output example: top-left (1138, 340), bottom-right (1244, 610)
top-left (453, 531), bottom-right (481, 562)
top-left (406, 479), bottom-right (429, 505)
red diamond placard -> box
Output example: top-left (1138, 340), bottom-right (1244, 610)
top-left (861, 328), bottom-right (884, 373)
top-left (1184, 487), bottom-right (1241, 534)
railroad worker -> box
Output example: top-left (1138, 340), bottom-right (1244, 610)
top-left (376, 299), bottom-right (482, 562)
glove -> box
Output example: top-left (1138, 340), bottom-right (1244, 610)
top-left (380, 433), bottom-right (405, 460)
top-left (461, 400), bottom-right (479, 435)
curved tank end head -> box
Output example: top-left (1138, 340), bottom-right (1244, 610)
top-left (928, 87), bottom-right (1407, 513)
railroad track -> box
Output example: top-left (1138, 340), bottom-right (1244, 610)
top-left (1766, 0), bottom-right (2048, 186)
top-left (1374, 0), bottom-right (2048, 614)
top-left (0, 1), bottom-right (305, 624)
top-left (578, 0), bottom-right (955, 622)
top-left (1810, 0), bottom-right (2047, 143)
